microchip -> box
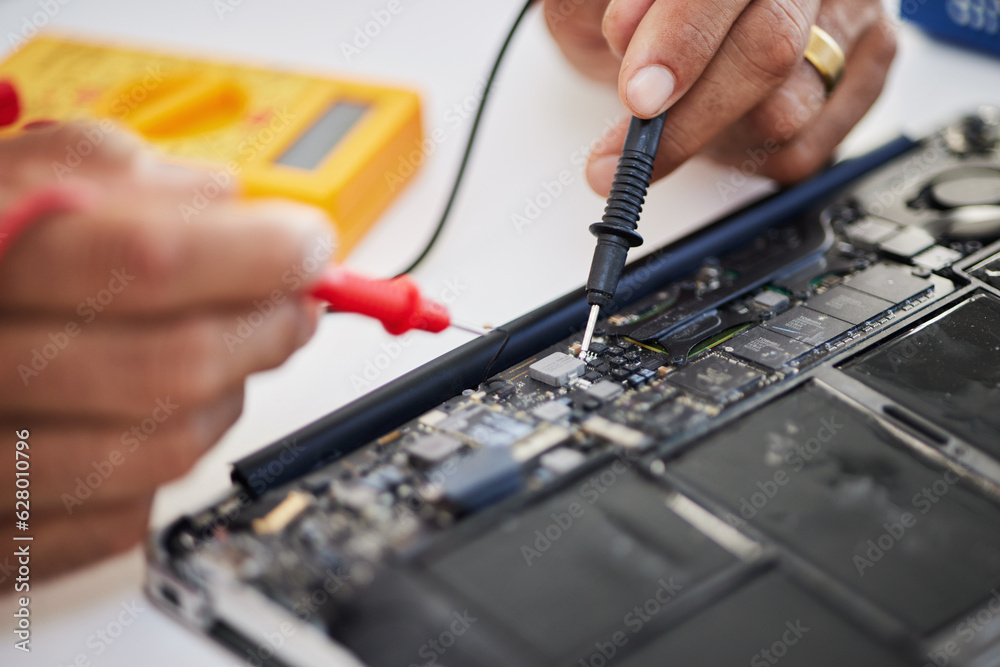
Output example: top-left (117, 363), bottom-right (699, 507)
top-left (877, 226), bottom-right (936, 259)
top-left (361, 466), bottom-right (405, 490)
top-left (438, 405), bottom-right (533, 448)
top-left (586, 380), bottom-right (624, 402)
top-left (251, 491), bottom-right (311, 534)
top-left (512, 426), bottom-right (573, 462)
top-left (589, 359), bottom-right (611, 373)
top-left (588, 342), bottom-right (609, 355)
top-left (805, 286), bottom-right (893, 325)
top-left (752, 289), bottom-right (790, 311)
top-left (581, 416), bottom-right (649, 449)
top-left (440, 447), bottom-right (522, 512)
top-left (528, 352), bottom-right (587, 387)
top-left (486, 379), bottom-right (516, 398)
top-left (763, 307), bottom-right (853, 346)
top-left (913, 245), bottom-right (962, 271)
top-left (844, 216), bottom-right (900, 248)
top-left (405, 433), bottom-right (464, 468)
top-left (726, 328), bottom-right (813, 370)
top-left (626, 374), bottom-right (647, 388)
top-left (844, 263), bottom-right (934, 303)
top-left (539, 447), bottom-right (586, 475)
top-left (667, 355), bottom-right (764, 402)
top-left (531, 400), bottom-right (572, 422)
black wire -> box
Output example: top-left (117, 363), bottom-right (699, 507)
top-left (482, 326), bottom-right (513, 383)
top-left (394, 0), bottom-right (535, 277)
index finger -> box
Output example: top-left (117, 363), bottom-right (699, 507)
top-left (0, 188), bottom-right (334, 316)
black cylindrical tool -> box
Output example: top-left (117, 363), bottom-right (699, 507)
top-left (585, 111), bottom-right (667, 307)
top-left (579, 110), bottom-right (667, 358)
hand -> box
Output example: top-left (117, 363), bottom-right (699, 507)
top-left (544, 0), bottom-right (896, 193)
top-left (0, 122), bottom-right (333, 577)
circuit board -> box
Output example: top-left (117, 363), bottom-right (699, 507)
top-left (151, 109), bottom-right (1000, 667)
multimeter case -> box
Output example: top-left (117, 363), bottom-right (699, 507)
top-left (0, 35), bottom-right (423, 260)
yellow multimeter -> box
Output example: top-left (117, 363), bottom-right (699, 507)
top-left (0, 35), bottom-right (423, 259)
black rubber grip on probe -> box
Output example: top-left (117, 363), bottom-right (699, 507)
top-left (586, 110), bottom-right (667, 308)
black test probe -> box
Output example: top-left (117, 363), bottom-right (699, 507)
top-left (579, 110), bottom-right (668, 358)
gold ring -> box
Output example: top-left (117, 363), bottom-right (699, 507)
top-left (804, 25), bottom-right (845, 93)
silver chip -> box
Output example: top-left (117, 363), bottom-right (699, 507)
top-left (529, 352), bottom-right (587, 387)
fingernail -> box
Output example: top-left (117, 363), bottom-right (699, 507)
top-left (626, 66), bottom-right (675, 117)
top-left (586, 155), bottom-right (619, 196)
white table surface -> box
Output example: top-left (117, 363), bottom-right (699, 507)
top-left (1, 1), bottom-right (998, 664)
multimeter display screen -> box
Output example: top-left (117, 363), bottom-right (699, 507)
top-left (275, 101), bottom-right (369, 170)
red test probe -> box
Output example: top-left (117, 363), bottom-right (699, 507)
top-left (312, 267), bottom-right (488, 336)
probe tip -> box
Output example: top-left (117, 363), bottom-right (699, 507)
top-left (579, 304), bottom-right (600, 359)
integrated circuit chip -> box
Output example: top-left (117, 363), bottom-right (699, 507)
top-left (844, 263), bottom-right (934, 303)
top-left (806, 286), bottom-right (894, 325)
top-left (529, 352), bottom-right (587, 387)
top-left (440, 447), bottom-right (522, 512)
top-left (585, 380), bottom-right (624, 402)
top-left (666, 355), bottom-right (763, 402)
top-left (531, 400), bottom-right (572, 422)
top-left (405, 433), bottom-right (464, 468)
top-left (438, 405), bottom-right (533, 447)
top-left (876, 226), bottom-right (935, 259)
top-left (539, 447), bottom-right (586, 475)
top-left (844, 216), bottom-right (900, 247)
top-left (752, 289), bottom-right (790, 311)
top-left (913, 245), bottom-right (963, 271)
top-left (726, 327), bottom-right (813, 370)
top-left (763, 306), bottom-right (853, 346)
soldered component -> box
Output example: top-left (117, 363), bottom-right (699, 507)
top-left (582, 415), bottom-right (649, 449)
top-left (532, 400), bottom-right (573, 422)
top-left (763, 307), bottom-right (853, 346)
top-left (438, 405), bottom-right (533, 447)
top-left (251, 491), bottom-right (311, 535)
top-left (512, 426), bottom-right (573, 462)
top-left (667, 355), bottom-right (764, 403)
top-left (441, 448), bottom-right (522, 512)
top-left (585, 380), bottom-right (624, 402)
top-left (753, 289), bottom-right (790, 312)
top-left (913, 245), bottom-right (963, 271)
top-left (806, 286), bottom-right (893, 325)
top-left (540, 448), bottom-right (586, 475)
top-left (406, 433), bottom-right (464, 468)
top-left (877, 226), bottom-right (936, 259)
top-left (529, 352), bottom-right (587, 387)
top-left (844, 263), bottom-right (934, 303)
top-left (418, 409), bottom-right (449, 427)
top-left (726, 328), bottom-right (813, 370)
top-left (844, 216), bottom-right (900, 248)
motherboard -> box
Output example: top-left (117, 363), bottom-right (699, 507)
top-left (152, 108), bottom-right (1000, 667)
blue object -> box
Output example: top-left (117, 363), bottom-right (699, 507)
top-left (901, 0), bottom-right (1000, 58)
